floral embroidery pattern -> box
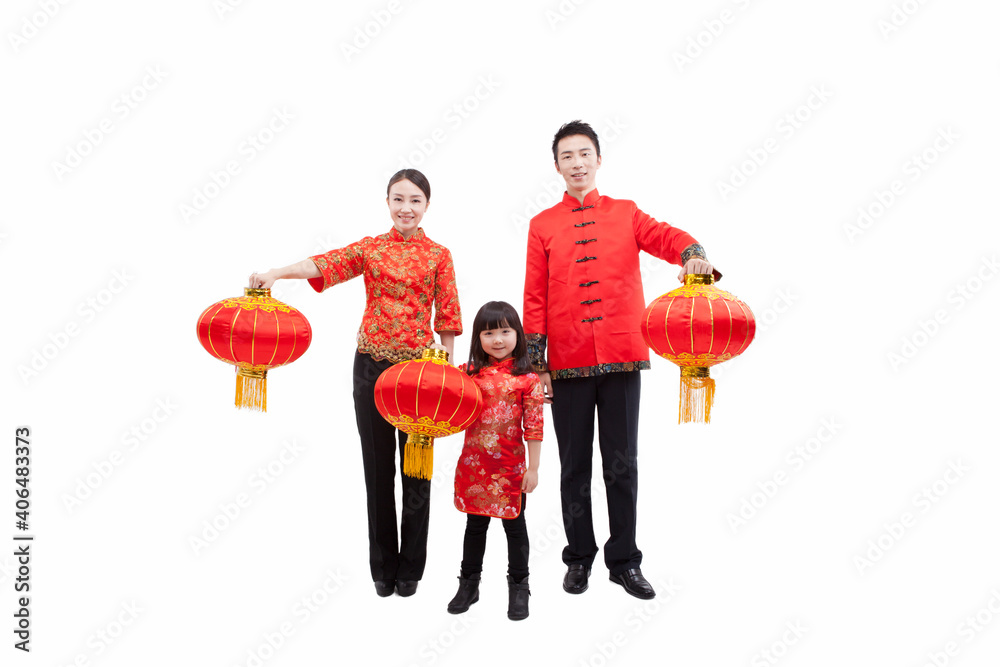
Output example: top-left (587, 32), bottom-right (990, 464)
top-left (309, 227), bottom-right (462, 363)
top-left (454, 358), bottom-right (543, 519)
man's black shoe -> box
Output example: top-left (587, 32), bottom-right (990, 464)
top-left (609, 568), bottom-right (655, 600)
top-left (562, 564), bottom-right (591, 594)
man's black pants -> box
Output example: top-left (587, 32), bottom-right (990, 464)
top-left (551, 370), bottom-right (642, 576)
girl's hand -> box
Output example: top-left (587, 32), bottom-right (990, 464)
top-left (521, 469), bottom-right (538, 493)
top-left (677, 258), bottom-right (714, 282)
top-left (249, 270), bottom-right (276, 289)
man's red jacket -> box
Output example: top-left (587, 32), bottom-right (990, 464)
top-left (523, 189), bottom-right (699, 373)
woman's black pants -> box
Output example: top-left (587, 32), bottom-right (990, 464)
top-left (353, 351), bottom-right (431, 582)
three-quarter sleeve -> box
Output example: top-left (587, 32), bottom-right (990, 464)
top-left (521, 375), bottom-right (544, 441)
top-left (433, 247), bottom-right (463, 334)
top-left (307, 238), bottom-right (369, 292)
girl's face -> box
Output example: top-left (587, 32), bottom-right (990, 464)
top-left (386, 179), bottom-right (428, 240)
top-left (479, 323), bottom-right (517, 362)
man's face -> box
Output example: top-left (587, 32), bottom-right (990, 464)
top-left (555, 134), bottom-right (601, 193)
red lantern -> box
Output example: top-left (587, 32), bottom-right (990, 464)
top-left (641, 274), bottom-right (755, 423)
top-left (196, 287), bottom-right (312, 411)
top-left (373, 349), bottom-right (483, 480)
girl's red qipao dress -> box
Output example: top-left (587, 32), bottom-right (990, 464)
top-left (454, 358), bottom-right (544, 519)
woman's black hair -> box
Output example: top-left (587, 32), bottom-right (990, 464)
top-left (466, 301), bottom-right (533, 376)
top-left (387, 168), bottom-right (431, 201)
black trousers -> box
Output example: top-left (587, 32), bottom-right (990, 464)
top-left (353, 351), bottom-right (431, 582)
top-left (459, 494), bottom-right (529, 582)
top-left (551, 370), bottom-right (642, 576)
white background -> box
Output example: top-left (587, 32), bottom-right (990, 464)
top-left (4, 1), bottom-right (1000, 665)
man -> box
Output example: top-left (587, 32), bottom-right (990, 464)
top-left (522, 120), bottom-right (719, 599)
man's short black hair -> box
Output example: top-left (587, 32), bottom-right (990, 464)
top-left (552, 120), bottom-right (601, 161)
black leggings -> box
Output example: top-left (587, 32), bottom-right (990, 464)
top-left (460, 494), bottom-right (528, 582)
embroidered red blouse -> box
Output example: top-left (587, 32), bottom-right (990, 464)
top-left (453, 358), bottom-right (544, 519)
top-left (308, 227), bottom-right (462, 362)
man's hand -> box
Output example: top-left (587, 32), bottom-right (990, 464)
top-left (538, 371), bottom-right (553, 404)
top-left (678, 258), bottom-right (715, 282)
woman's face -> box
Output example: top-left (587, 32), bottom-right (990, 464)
top-left (386, 179), bottom-right (428, 240)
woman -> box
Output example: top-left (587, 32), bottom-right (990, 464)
top-left (249, 169), bottom-right (462, 598)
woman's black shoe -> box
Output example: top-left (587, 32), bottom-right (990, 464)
top-left (374, 579), bottom-right (395, 597)
top-left (447, 574), bottom-right (480, 614)
top-left (395, 579), bottom-right (418, 597)
top-left (507, 575), bottom-right (530, 621)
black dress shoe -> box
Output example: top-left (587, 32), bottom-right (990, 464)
top-left (562, 564), bottom-right (591, 594)
top-left (507, 575), bottom-right (530, 621)
top-left (447, 574), bottom-right (480, 614)
top-left (374, 579), bottom-right (394, 597)
top-left (609, 568), bottom-right (656, 600)
top-left (395, 579), bottom-right (418, 597)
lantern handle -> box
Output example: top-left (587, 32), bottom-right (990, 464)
top-left (683, 273), bottom-right (714, 286)
top-left (422, 347), bottom-right (450, 363)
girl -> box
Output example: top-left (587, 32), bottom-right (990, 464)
top-left (249, 169), bottom-right (462, 599)
top-left (448, 301), bottom-right (543, 621)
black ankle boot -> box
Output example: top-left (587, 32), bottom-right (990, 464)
top-left (447, 573), bottom-right (480, 614)
top-left (507, 575), bottom-right (530, 621)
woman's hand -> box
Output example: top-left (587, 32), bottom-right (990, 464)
top-left (248, 260), bottom-right (321, 289)
top-left (677, 258), bottom-right (715, 282)
top-left (248, 270), bottom-right (277, 289)
top-left (521, 469), bottom-right (538, 493)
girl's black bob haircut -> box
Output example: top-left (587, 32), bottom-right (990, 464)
top-left (466, 301), bottom-right (533, 377)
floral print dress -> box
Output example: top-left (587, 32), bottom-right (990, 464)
top-left (454, 358), bottom-right (544, 519)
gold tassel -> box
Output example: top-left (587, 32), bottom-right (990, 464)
top-left (679, 367), bottom-right (714, 424)
top-left (235, 368), bottom-right (267, 412)
top-left (403, 433), bottom-right (434, 480)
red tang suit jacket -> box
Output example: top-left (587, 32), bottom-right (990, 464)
top-left (523, 189), bottom-right (700, 376)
